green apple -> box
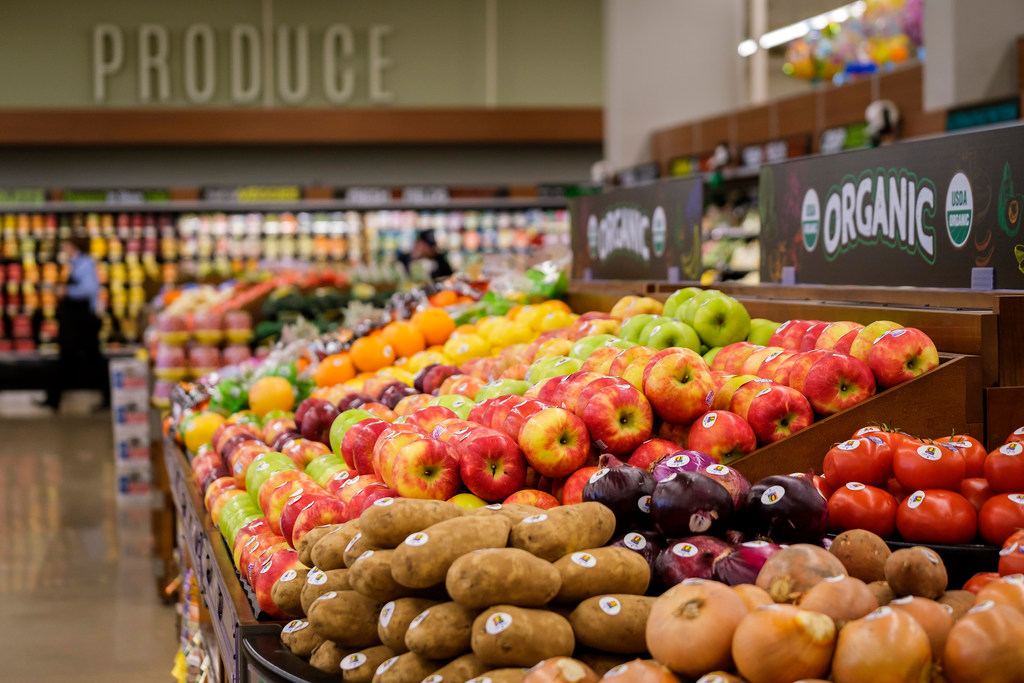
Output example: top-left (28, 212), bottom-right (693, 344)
top-left (747, 318), bottom-right (782, 346)
top-left (662, 287), bottom-right (703, 318)
top-left (607, 338), bottom-right (638, 350)
top-left (244, 451), bottom-right (296, 496)
top-left (691, 296), bottom-right (751, 348)
top-left (527, 355), bottom-right (582, 383)
top-left (263, 409), bottom-right (295, 421)
top-left (639, 319), bottom-right (701, 352)
top-left (431, 394), bottom-right (477, 419)
top-left (703, 346), bottom-right (723, 366)
top-left (475, 378), bottom-right (530, 401)
top-left (305, 453), bottom-right (345, 485)
top-left (329, 408), bottom-right (374, 456)
top-left (676, 289), bottom-right (725, 325)
top-left (619, 314), bottom-right (661, 342)
top-left (569, 334), bottom-right (618, 361)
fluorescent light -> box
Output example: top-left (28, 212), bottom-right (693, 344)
top-left (739, 1), bottom-right (865, 57)
top-left (759, 21), bottom-right (810, 49)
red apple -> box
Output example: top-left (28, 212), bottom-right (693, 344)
top-left (232, 518), bottom-right (273, 567)
top-left (281, 438), bottom-right (331, 468)
top-left (300, 402), bottom-right (341, 445)
top-left (457, 430), bottom-right (528, 502)
top-left (290, 497), bottom-right (350, 547)
top-left (559, 466), bottom-right (602, 504)
top-left (204, 476), bottom-right (238, 513)
top-left (728, 378), bottom-right (779, 421)
top-left (608, 346), bottom-right (658, 377)
top-left (502, 400), bottom-right (548, 442)
top-left (213, 424), bottom-right (260, 455)
top-left (350, 484), bottom-right (398, 514)
top-left (687, 410), bottom-right (757, 464)
top-left (390, 438), bottom-right (461, 500)
top-left (786, 349), bottom-right (835, 394)
top-left (550, 371), bottom-right (604, 411)
top-left (261, 477), bottom-right (323, 535)
top-left (210, 488), bottom-right (249, 526)
top-left (658, 421), bottom-right (691, 447)
top-left (627, 438), bottom-right (680, 470)
top-left (798, 322), bottom-right (830, 351)
top-left (867, 327), bottom-right (940, 388)
top-left (711, 342), bottom-right (755, 373)
top-left (576, 381), bottom-right (654, 456)
top-left (422, 365), bottom-right (462, 395)
top-left (334, 474), bottom-right (385, 505)
top-left (503, 489), bottom-right (560, 509)
top-left (743, 384), bottom-right (814, 444)
top-left (295, 398), bottom-right (330, 428)
top-left (252, 548), bottom-right (303, 619)
top-left (711, 374), bottom-right (760, 411)
top-left (573, 318), bottom-right (620, 340)
top-left (801, 353), bottom-right (876, 415)
top-left (642, 352), bottom-right (715, 425)
top-left (739, 346), bottom-right (787, 375)
top-left (279, 491), bottom-right (330, 546)
top-left (579, 346), bottom-right (624, 374)
top-left (621, 356), bottom-right (652, 390)
top-left (720, 344), bottom-right (764, 374)
top-left (432, 418), bottom-right (477, 445)
top-left (814, 321), bottom-right (864, 350)
top-left (833, 328), bottom-right (861, 355)
top-left (489, 395), bottom-right (538, 432)
top-left (375, 427), bottom-right (428, 488)
top-left (405, 406), bottom-right (459, 433)
top-left (849, 320), bottom-right (903, 362)
top-left (230, 442), bottom-right (271, 488)
top-left (517, 407), bottom-right (591, 477)
top-left (325, 469), bottom-right (358, 497)
top-left (757, 349), bottom-right (797, 379)
top-left (340, 418), bottom-right (391, 473)
top-left (241, 534), bottom-right (288, 586)
top-left (771, 354), bottom-right (802, 385)
top-left (767, 320), bottom-right (820, 350)
top-left (262, 417), bottom-right (297, 447)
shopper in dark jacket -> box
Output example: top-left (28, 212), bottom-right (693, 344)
top-left (41, 235), bottom-right (107, 410)
top-left (402, 229), bottom-right (453, 280)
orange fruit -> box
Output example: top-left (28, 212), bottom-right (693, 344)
top-left (411, 308), bottom-right (456, 346)
top-left (381, 321), bottom-right (426, 359)
top-left (540, 300), bottom-right (572, 314)
top-left (428, 290), bottom-right (459, 307)
top-left (350, 335), bottom-right (396, 373)
top-left (313, 353), bottom-right (356, 387)
top-left (249, 376), bottom-right (295, 416)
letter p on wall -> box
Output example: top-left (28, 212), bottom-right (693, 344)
top-left (93, 25), bottom-right (124, 102)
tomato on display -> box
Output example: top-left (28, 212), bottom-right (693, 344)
top-left (1005, 425), bottom-right (1024, 446)
top-left (893, 441), bottom-right (966, 491)
top-left (935, 434), bottom-right (988, 478)
top-left (896, 489), bottom-right (977, 544)
top-left (959, 477), bottom-right (994, 512)
top-left (984, 442), bottom-right (1024, 493)
top-left (823, 436), bottom-right (893, 488)
top-left (827, 482), bottom-right (898, 537)
top-left (963, 571), bottom-right (1000, 594)
top-left (978, 493), bottom-right (1024, 546)
top-left (999, 540), bottom-right (1024, 576)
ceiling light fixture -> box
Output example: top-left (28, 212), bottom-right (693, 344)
top-left (740, 1), bottom-right (866, 56)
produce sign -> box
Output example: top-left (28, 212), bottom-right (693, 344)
top-left (759, 123), bottom-right (1024, 289)
top-left (570, 177), bottom-right (702, 282)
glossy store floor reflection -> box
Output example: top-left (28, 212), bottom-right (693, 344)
top-left (0, 414), bottom-right (177, 681)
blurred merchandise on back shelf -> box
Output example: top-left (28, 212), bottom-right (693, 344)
top-left (701, 189), bottom-right (761, 284)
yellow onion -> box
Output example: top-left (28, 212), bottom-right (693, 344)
top-left (798, 575), bottom-right (878, 626)
top-left (975, 573), bottom-right (1024, 615)
top-left (525, 658), bottom-right (599, 683)
top-left (602, 660), bottom-right (680, 682)
top-left (733, 583), bottom-right (773, 611)
top-left (944, 600), bottom-right (1024, 683)
top-left (887, 596), bottom-right (955, 661)
top-left (832, 606), bottom-right (931, 683)
top-left (646, 579), bottom-right (748, 678)
top-left (695, 673), bottom-right (744, 683)
top-left (732, 604), bottom-right (835, 683)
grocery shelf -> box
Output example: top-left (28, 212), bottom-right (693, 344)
top-left (242, 633), bottom-right (343, 683)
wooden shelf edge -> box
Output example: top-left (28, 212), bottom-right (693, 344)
top-left (0, 107), bottom-right (604, 146)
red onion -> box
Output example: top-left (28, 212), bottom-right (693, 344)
top-left (651, 450), bottom-right (717, 482)
top-left (655, 535), bottom-right (732, 588)
top-left (745, 475), bottom-right (830, 544)
top-left (702, 463), bottom-right (751, 511)
top-left (713, 540), bottom-right (783, 586)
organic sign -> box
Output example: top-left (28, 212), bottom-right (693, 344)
top-left (759, 124), bottom-right (1024, 289)
top-left (570, 177), bottom-right (703, 282)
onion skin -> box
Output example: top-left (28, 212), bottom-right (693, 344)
top-left (944, 601), bottom-right (1024, 683)
top-left (601, 660), bottom-right (679, 682)
top-left (755, 544), bottom-right (847, 603)
top-left (733, 583), bottom-right (774, 611)
top-left (798, 575), bottom-right (878, 626)
top-left (524, 657), bottom-right (599, 683)
top-left (713, 541), bottom-right (782, 586)
top-left (645, 579), bottom-right (748, 678)
top-left (694, 674), bottom-right (744, 683)
top-left (832, 607), bottom-right (932, 683)
top-left (732, 605), bottom-right (836, 683)
top-left (975, 573), bottom-right (1024, 615)
top-left (888, 596), bottom-right (955, 662)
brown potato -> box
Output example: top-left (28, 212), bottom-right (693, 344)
top-left (569, 595), bottom-right (655, 654)
top-left (830, 529), bottom-right (891, 583)
top-left (349, 549), bottom-right (420, 602)
top-left (471, 669), bottom-right (527, 683)
top-left (311, 520), bottom-right (361, 570)
top-left (471, 606), bottom-right (575, 667)
top-left (868, 580), bottom-right (896, 606)
top-left (345, 532), bottom-right (384, 568)
top-left (392, 515), bottom-right (512, 589)
top-left (372, 651), bottom-right (444, 683)
top-left (378, 597), bottom-right (442, 654)
top-left (310, 640), bottom-right (350, 673)
top-left (446, 548), bottom-right (561, 608)
top-left (470, 503), bottom-right (546, 524)
top-left (270, 566), bottom-right (309, 618)
top-left (342, 646), bottom-right (399, 683)
top-left (280, 619), bottom-right (324, 658)
top-left (508, 503), bottom-right (616, 562)
top-left (938, 590), bottom-right (977, 619)
top-left (884, 546), bottom-right (948, 598)
top-left (405, 602), bottom-right (480, 659)
top-left (307, 589), bottom-right (383, 648)
top-left (298, 524), bottom-right (344, 567)
top-left (551, 547), bottom-right (650, 604)
top-left (359, 497), bottom-right (465, 548)
top-left (301, 567), bottom-right (351, 615)
top-left (423, 653), bottom-right (489, 683)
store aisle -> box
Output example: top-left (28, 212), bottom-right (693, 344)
top-left (0, 413), bottom-right (177, 682)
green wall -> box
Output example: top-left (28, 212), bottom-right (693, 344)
top-left (0, 0), bottom-right (603, 107)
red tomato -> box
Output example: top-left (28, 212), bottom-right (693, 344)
top-left (984, 442), bottom-right (1024, 493)
top-left (887, 476), bottom-right (911, 503)
top-left (823, 436), bottom-right (893, 488)
top-left (963, 571), bottom-right (1001, 593)
top-left (852, 425), bottom-right (885, 439)
top-left (1005, 425), bottom-right (1024, 445)
top-left (893, 441), bottom-right (965, 491)
top-left (960, 477), bottom-right (995, 512)
top-left (935, 434), bottom-right (988, 478)
top-left (872, 430), bottom-right (919, 452)
top-left (827, 482), bottom-right (898, 537)
top-left (787, 471), bottom-right (834, 500)
top-left (1000, 540), bottom-right (1024, 576)
top-left (978, 493), bottom-right (1024, 545)
top-left (896, 489), bottom-right (978, 544)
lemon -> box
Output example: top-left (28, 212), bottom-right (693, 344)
top-left (183, 412), bottom-right (226, 453)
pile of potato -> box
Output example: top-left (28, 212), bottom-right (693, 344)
top-left (272, 498), bottom-right (655, 683)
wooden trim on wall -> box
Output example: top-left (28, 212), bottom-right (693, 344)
top-left (0, 107), bottom-right (604, 146)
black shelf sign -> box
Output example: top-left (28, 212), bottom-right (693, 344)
top-left (759, 123), bottom-right (1024, 289)
top-left (570, 176), bottom-right (703, 282)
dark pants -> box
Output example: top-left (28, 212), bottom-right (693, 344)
top-left (45, 299), bottom-right (108, 409)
